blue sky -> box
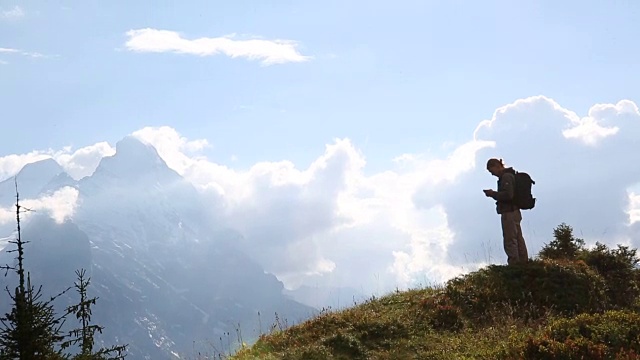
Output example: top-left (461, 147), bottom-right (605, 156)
top-left (2, 0), bottom-right (639, 173)
top-left (2, 1), bottom-right (640, 293)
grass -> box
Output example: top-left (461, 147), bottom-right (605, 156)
top-left (228, 287), bottom-right (536, 360)
top-left (222, 254), bottom-right (640, 360)
top-left (177, 224), bottom-right (640, 359)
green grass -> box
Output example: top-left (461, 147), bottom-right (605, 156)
top-left (226, 257), bottom-right (640, 360)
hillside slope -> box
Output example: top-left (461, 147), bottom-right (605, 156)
top-left (230, 226), bottom-right (640, 360)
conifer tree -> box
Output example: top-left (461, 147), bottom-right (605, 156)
top-left (62, 269), bottom-right (127, 359)
top-left (1, 180), bottom-right (127, 359)
top-left (0, 180), bottom-right (67, 359)
top-left (539, 222), bottom-right (586, 260)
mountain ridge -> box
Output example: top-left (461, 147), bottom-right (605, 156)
top-left (0, 136), bottom-right (318, 358)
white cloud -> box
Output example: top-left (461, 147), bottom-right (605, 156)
top-left (0, 47), bottom-right (53, 61)
top-left (0, 152), bottom-right (53, 181)
top-left (0, 205), bottom-right (12, 225)
top-left (54, 142), bottom-right (116, 180)
top-left (132, 96), bottom-right (640, 293)
top-left (24, 187), bottom-right (80, 224)
top-left (124, 28), bottom-right (311, 65)
top-left (560, 100), bottom-right (638, 145)
top-left (629, 192), bottom-right (640, 225)
top-left (1, 6), bottom-right (24, 20)
top-left (423, 95), bottom-right (640, 270)
top-left (22, 51), bottom-right (46, 58)
top-left (0, 143), bottom-right (115, 182)
top-left (2, 96), bottom-right (639, 296)
top-left (132, 126), bottom-right (210, 175)
top-left (563, 117), bottom-right (619, 145)
top-left (0, 187), bottom-right (79, 226)
top-left (130, 126), bottom-right (491, 291)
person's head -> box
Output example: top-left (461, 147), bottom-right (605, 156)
top-left (486, 158), bottom-right (504, 177)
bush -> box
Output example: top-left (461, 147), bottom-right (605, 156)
top-left (321, 332), bottom-right (368, 359)
top-left (538, 223), bottom-right (640, 310)
top-left (428, 304), bottom-right (464, 332)
top-left (282, 345), bottom-right (334, 360)
top-left (445, 259), bottom-right (608, 324)
top-left (352, 317), bottom-right (408, 348)
top-left (520, 310), bottom-right (640, 359)
top-left (579, 243), bottom-right (640, 309)
top-left (539, 223), bottom-right (585, 261)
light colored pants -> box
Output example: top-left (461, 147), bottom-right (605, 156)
top-left (501, 209), bottom-right (528, 265)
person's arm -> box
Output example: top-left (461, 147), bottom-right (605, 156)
top-left (493, 173), bottom-right (515, 201)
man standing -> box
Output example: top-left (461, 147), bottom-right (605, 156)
top-left (483, 158), bottom-right (529, 265)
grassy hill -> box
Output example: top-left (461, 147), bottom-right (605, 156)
top-left (228, 224), bottom-right (640, 360)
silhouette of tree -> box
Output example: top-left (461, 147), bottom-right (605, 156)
top-left (62, 269), bottom-right (127, 359)
top-left (0, 180), bottom-right (127, 359)
top-left (0, 179), bottom-right (68, 359)
top-left (539, 223), bottom-right (585, 260)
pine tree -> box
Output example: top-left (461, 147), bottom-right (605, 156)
top-left (61, 269), bottom-right (127, 360)
top-left (0, 180), bottom-right (127, 359)
top-left (538, 223), bottom-right (586, 261)
top-left (0, 180), bottom-right (68, 359)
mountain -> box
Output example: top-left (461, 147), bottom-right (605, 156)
top-left (0, 158), bottom-right (70, 244)
top-left (0, 158), bottom-right (65, 207)
top-left (0, 137), bottom-right (315, 358)
top-left (0, 214), bottom-right (92, 305)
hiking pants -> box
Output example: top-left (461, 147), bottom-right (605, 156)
top-left (501, 209), bottom-right (528, 265)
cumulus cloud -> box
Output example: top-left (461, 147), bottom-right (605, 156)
top-left (1, 5), bottom-right (24, 20)
top-left (0, 186), bottom-right (79, 226)
top-left (0, 205), bottom-right (12, 225)
top-left (54, 142), bottom-right (116, 180)
top-left (0, 152), bottom-right (52, 181)
top-left (415, 95), bottom-right (640, 271)
top-left (124, 28), bottom-right (311, 65)
top-left (131, 126), bottom-right (492, 291)
top-left (132, 126), bottom-right (210, 174)
top-left (0, 143), bottom-right (115, 182)
top-left (560, 100), bottom-right (639, 145)
top-left (132, 96), bottom-right (640, 293)
top-left (133, 126), bottom-right (363, 282)
top-left (629, 192), bottom-right (640, 225)
top-left (24, 187), bottom-right (80, 224)
top-left (2, 96), bottom-right (639, 295)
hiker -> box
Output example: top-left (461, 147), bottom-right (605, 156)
top-left (483, 158), bottom-right (529, 265)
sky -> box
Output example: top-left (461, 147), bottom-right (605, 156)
top-left (1, 1), bottom-right (640, 295)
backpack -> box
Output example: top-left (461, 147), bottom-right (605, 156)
top-left (513, 171), bottom-right (536, 210)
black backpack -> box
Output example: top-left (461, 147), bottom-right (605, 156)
top-left (513, 171), bottom-right (536, 210)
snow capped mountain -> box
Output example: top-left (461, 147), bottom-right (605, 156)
top-left (0, 158), bottom-right (72, 241)
top-left (89, 135), bottom-right (178, 185)
top-left (0, 158), bottom-right (65, 207)
top-left (76, 136), bottom-right (210, 248)
top-left (0, 136), bottom-right (315, 358)
top-left (40, 172), bottom-right (78, 195)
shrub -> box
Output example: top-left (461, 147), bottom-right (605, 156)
top-left (282, 344), bottom-right (334, 360)
top-left (579, 243), bottom-right (640, 309)
top-left (428, 304), bottom-right (464, 332)
top-left (445, 259), bottom-right (608, 324)
top-left (519, 310), bottom-right (640, 359)
top-left (321, 332), bottom-right (368, 359)
top-left (352, 317), bottom-right (408, 348)
top-left (538, 223), bottom-right (640, 309)
top-left (539, 223), bottom-right (585, 261)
